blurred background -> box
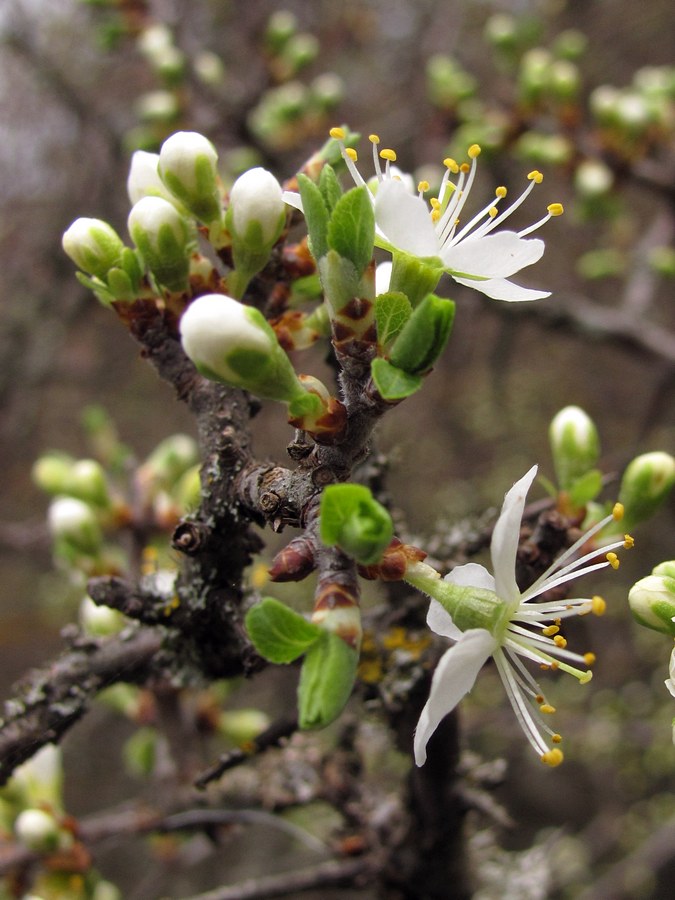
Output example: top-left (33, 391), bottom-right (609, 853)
top-left (1, 1), bottom-right (674, 897)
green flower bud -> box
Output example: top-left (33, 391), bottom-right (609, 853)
top-left (616, 92), bottom-right (650, 134)
top-left (14, 809), bottom-right (62, 853)
top-left (11, 745), bottom-right (63, 811)
top-left (653, 561), bottom-right (675, 580)
top-left (629, 574), bottom-right (675, 636)
top-left (193, 51), bottom-right (227, 87)
top-left (589, 85), bottom-right (621, 126)
top-left (138, 434), bottom-right (199, 493)
top-left (549, 405), bottom-right (601, 492)
top-left (47, 497), bottom-right (102, 556)
top-left (68, 459), bottom-right (111, 508)
top-left (172, 463), bottom-right (202, 512)
top-left (158, 131), bottom-right (222, 225)
top-left (218, 708), bottom-right (270, 745)
top-left (389, 293), bottom-right (455, 375)
top-left (283, 32), bottom-right (319, 70)
top-left (265, 10), bottom-right (297, 52)
top-left (484, 13), bottom-right (519, 53)
top-left (310, 73), bottom-right (344, 111)
top-left (618, 451), bottom-right (675, 528)
top-left (127, 196), bottom-right (192, 292)
top-left (552, 29), bottom-right (588, 60)
top-left (79, 596), bottom-right (126, 637)
top-left (62, 218), bottom-right (124, 280)
top-left (134, 90), bottom-right (180, 125)
top-left (574, 159), bottom-right (614, 198)
top-left (179, 293), bottom-right (307, 403)
top-left (519, 48), bottom-right (553, 103)
top-left (549, 59), bottom-right (580, 101)
top-left (32, 453), bottom-right (75, 496)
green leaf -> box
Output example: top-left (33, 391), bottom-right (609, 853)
top-left (298, 174), bottom-right (329, 261)
top-left (371, 358), bottom-right (423, 400)
top-left (389, 294), bottom-right (455, 374)
top-left (319, 483), bottom-right (393, 565)
top-left (245, 597), bottom-right (322, 663)
top-left (326, 186), bottom-right (374, 276)
top-left (318, 164), bottom-right (342, 214)
top-left (298, 631), bottom-right (358, 729)
top-left (569, 469), bottom-right (604, 508)
top-left (375, 291), bottom-right (413, 348)
top-left (318, 250), bottom-right (360, 313)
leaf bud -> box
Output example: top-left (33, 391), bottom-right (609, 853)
top-left (62, 218), bottom-right (124, 280)
top-left (549, 405), bottom-right (601, 492)
top-left (127, 196), bottom-right (193, 292)
top-left (158, 131), bottom-right (222, 225)
top-left (618, 451), bottom-right (675, 528)
top-left (179, 293), bottom-right (307, 403)
top-left (629, 571), bottom-right (675, 636)
top-left (319, 483), bottom-right (394, 566)
top-left (14, 808), bottom-right (63, 853)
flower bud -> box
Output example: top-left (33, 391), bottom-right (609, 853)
top-left (11, 745), bottom-right (63, 810)
top-left (180, 293), bottom-right (306, 403)
top-left (265, 10), bottom-right (297, 53)
top-left (628, 573), bottom-right (675, 636)
top-left (14, 808), bottom-right (62, 853)
top-left (68, 459), bottom-right (111, 508)
top-left (79, 596), bottom-right (126, 637)
top-left (218, 708), bottom-right (270, 745)
top-left (135, 89), bottom-right (180, 125)
top-left (138, 434), bottom-right (199, 494)
top-left (549, 405), bottom-right (601, 491)
top-left (47, 497), bottom-right (102, 556)
top-left (127, 196), bottom-right (192, 292)
top-left (32, 453), bottom-right (75, 496)
top-left (127, 150), bottom-right (183, 207)
top-left (158, 131), bottom-right (222, 225)
top-left (618, 451), bottom-right (675, 528)
top-left (574, 159), bottom-right (614, 199)
top-left (62, 218), bottom-right (124, 280)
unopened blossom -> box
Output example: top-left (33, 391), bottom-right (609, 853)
top-left (405, 465), bottom-right (633, 766)
top-left (310, 127), bottom-right (562, 302)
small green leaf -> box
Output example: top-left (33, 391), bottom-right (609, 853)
top-left (326, 186), bottom-right (374, 276)
top-left (318, 164), bottom-right (342, 214)
top-left (568, 469), bottom-right (603, 508)
top-left (389, 294), bottom-right (455, 374)
top-left (245, 597), bottom-right (322, 663)
top-left (298, 174), bottom-right (330, 261)
top-left (298, 631), bottom-right (358, 729)
top-left (375, 291), bottom-right (412, 348)
top-left (371, 358), bottom-right (423, 400)
top-left (318, 250), bottom-right (360, 313)
top-left (320, 483), bottom-right (393, 565)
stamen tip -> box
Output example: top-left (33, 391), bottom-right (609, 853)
top-left (541, 748), bottom-right (564, 767)
top-left (369, 133), bottom-right (380, 144)
top-left (612, 502), bottom-right (624, 521)
top-left (606, 551), bottom-right (620, 570)
top-left (345, 147), bottom-right (358, 161)
top-left (380, 148), bottom-right (397, 162)
top-left (547, 202), bottom-right (564, 216)
top-left (468, 143), bottom-right (482, 159)
top-left (527, 170), bottom-right (544, 184)
top-left (329, 126), bottom-right (345, 140)
top-left (623, 534), bottom-right (635, 549)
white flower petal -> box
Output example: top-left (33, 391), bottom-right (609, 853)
top-left (282, 190), bottom-right (304, 212)
top-left (445, 561), bottom-right (496, 592)
top-left (452, 276), bottom-right (551, 302)
top-left (491, 466), bottom-right (538, 606)
top-left (427, 599), bottom-right (462, 640)
top-left (666, 645), bottom-right (675, 699)
top-left (375, 260), bottom-right (393, 295)
top-left (374, 179), bottom-right (439, 257)
top-left (443, 232), bottom-right (545, 279)
top-left (414, 629), bottom-right (496, 765)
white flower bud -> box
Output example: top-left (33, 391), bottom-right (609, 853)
top-left (62, 218), bottom-right (124, 280)
top-left (229, 167), bottom-right (285, 246)
top-left (127, 150), bottom-right (181, 207)
top-left (11, 745), bottom-right (63, 809)
top-left (619, 451), bottom-right (675, 528)
top-left (549, 405), bottom-right (600, 491)
top-left (180, 294), bottom-right (304, 402)
top-left (79, 596), bottom-right (125, 637)
top-left (15, 808), bottom-right (61, 853)
top-left (127, 196), bottom-right (192, 292)
top-left (48, 497), bottom-right (102, 554)
top-left (629, 574), bottom-right (675, 636)
top-left (158, 131), bottom-right (222, 224)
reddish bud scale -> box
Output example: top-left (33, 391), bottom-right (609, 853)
top-left (312, 581), bottom-right (361, 648)
top-left (359, 538), bottom-right (427, 581)
top-left (271, 310), bottom-right (321, 351)
top-left (288, 395), bottom-right (348, 445)
top-left (281, 239), bottom-right (317, 278)
top-left (268, 536), bottom-right (317, 582)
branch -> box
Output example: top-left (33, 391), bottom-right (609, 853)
top-left (0, 628), bottom-right (161, 785)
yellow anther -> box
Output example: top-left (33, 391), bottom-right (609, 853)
top-left (584, 652), bottom-right (597, 666)
top-left (612, 502), bottom-right (624, 521)
top-left (380, 148), bottom-right (397, 162)
top-left (550, 660), bottom-right (560, 670)
top-left (489, 206), bottom-right (498, 218)
top-left (430, 197), bottom-right (441, 210)
top-left (542, 748), bottom-right (564, 767)
top-left (554, 618), bottom-right (562, 625)
top-left (443, 157), bottom-right (459, 173)
top-left (606, 551), bottom-right (620, 570)
top-left (547, 202), bottom-right (564, 216)
top-left (369, 133), bottom-right (380, 144)
top-left (468, 143), bottom-right (482, 158)
top-left (345, 148), bottom-right (358, 161)
top-left (431, 209), bottom-right (441, 223)
top-left (495, 186), bottom-right (507, 198)
top-left (535, 693), bottom-right (545, 704)
top-left (460, 162), bottom-right (470, 173)
top-left (592, 595), bottom-right (607, 615)
top-left (540, 664), bottom-right (550, 671)
top-left (418, 180), bottom-right (430, 193)
top-left (540, 704), bottom-right (556, 714)
top-left (623, 534), bottom-right (635, 549)
top-left (542, 625), bottom-right (560, 636)
top-left (330, 126), bottom-right (346, 140)
top-left (553, 635), bottom-right (568, 649)
top-left (552, 733), bottom-right (562, 744)
top-left (527, 170), bottom-right (544, 184)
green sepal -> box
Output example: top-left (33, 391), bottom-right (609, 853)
top-left (287, 389), bottom-right (324, 420)
top-left (568, 469), bottom-right (603, 508)
top-left (389, 293), bottom-right (455, 374)
top-left (298, 630), bottom-right (358, 729)
top-left (298, 173), bottom-right (329, 261)
top-left (106, 267), bottom-right (135, 301)
top-left (388, 250), bottom-right (444, 307)
top-left (375, 291), bottom-right (412, 349)
top-left (161, 156), bottom-right (222, 225)
top-left (75, 271), bottom-right (114, 306)
top-left (326, 185), bottom-right (374, 277)
top-left (319, 483), bottom-right (393, 565)
top-left (245, 597), bottom-right (322, 663)
top-left (318, 164), bottom-right (342, 214)
top-left (371, 358), bottom-right (423, 400)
